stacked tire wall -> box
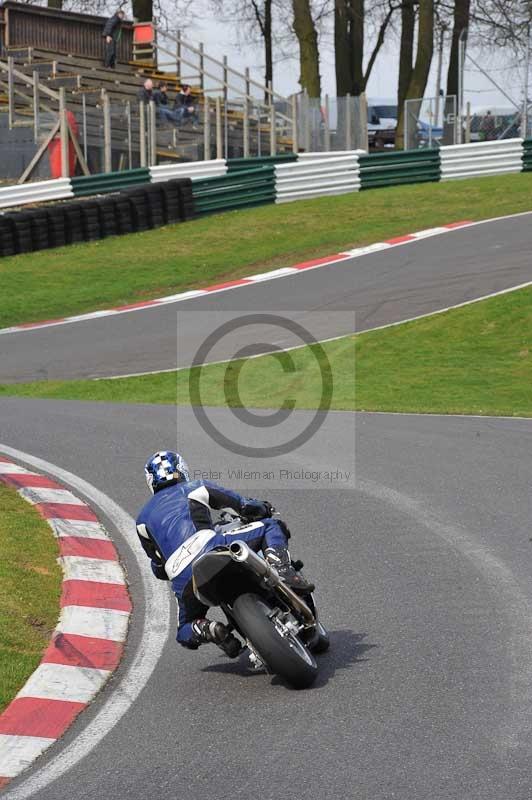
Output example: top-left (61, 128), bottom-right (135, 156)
top-left (0, 179), bottom-right (194, 259)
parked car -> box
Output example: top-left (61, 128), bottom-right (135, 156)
top-left (367, 99), bottom-right (397, 149)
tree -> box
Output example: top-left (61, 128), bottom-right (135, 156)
top-left (446, 0), bottom-right (471, 102)
top-left (397, 0), bottom-right (415, 120)
top-left (292, 0), bottom-right (321, 96)
top-left (334, 0), bottom-right (399, 97)
top-left (251, 0), bottom-right (274, 96)
top-left (395, 0), bottom-right (434, 148)
top-left (210, 0), bottom-right (275, 97)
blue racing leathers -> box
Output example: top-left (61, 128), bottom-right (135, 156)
top-left (136, 480), bottom-right (288, 648)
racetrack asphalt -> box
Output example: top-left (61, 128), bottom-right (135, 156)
top-left (1, 400), bottom-right (532, 800)
top-left (1, 210), bottom-right (532, 800)
top-left (2, 212), bottom-right (532, 382)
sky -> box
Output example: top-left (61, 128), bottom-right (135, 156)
top-left (177, 4), bottom-right (527, 115)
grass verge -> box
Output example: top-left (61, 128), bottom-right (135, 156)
top-left (1, 285), bottom-right (531, 417)
top-left (1, 173), bottom-right (532, 329)
top-left (0, 483), bottom-right (62, 713)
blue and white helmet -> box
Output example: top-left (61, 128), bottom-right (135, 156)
top-left (144, 450), bottom-right (190, 494)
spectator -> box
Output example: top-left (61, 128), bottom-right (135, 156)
top-left (138, 78), bottom-right (154, 105)
top-left (480, 110), bottom-right (496, 141)
top-left (175, 84), bottom-right (199, 128)
top-left (153, 81), bottom-right (179, 126)
top-left (102, 8), bottom-right (125, 69)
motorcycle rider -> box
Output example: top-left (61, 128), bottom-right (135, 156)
top-left (136, 450), bottom-right (314, 658)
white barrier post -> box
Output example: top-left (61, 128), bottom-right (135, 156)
top-left (244, 68), bottom-right (250, 158)
top-left (32, 69), bottom-right (40, 143)
top-left (102, 90), bottom-right (112, 174)
top-left (216, 97), bottom-right (223, 160)
top-left (324, 95), bottom-right (331, 152)
top-left (139, 101), bottom-right (147, 168)
top-left (291, 94), bottom-right (298, 154)
top-left (204, 96), bottom-right (211, 160)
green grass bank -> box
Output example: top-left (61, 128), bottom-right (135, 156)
top-left (2, 284), bottom-right (531, 417)
top-left (1, 173), bottom-right (532, 329)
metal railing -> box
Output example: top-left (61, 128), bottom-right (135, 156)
top-left (1, 28), bottom-right (371, 181)
top-left (153, 26), bottom-right (298, 158)
top-left (295, 93), bottom-right (368, 152)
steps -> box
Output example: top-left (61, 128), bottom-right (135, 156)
top-left (0, 39), bottom-right (294, 177)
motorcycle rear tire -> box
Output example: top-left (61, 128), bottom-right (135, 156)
top-left (232, 593), bottom-right (317, 689)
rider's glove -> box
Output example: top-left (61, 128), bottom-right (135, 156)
top-left (241, 500), bottom-right (274, 521)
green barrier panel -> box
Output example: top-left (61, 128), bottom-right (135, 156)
top-left (227, 154), bottom-right (297, 171)
top-left (192, 165), bottom-right (276, 215)
top-left (359, 148), bottom-right (440, 164)
top-left (195, 193), bottom-right (276, 215)
top-left (193, 178), bottom-right (275, 200)
top-left (359, 149), bottom-right (440, 189)
top-left (360, 163), bottom-right (440, 182)
top-left (194, 186), bottom-right (276, 206)
top-left (193, 165), bottom-right (275, 188)
top-left (523, 139), bottom-right (532, 171)
top-left (194, 187), bottom-right (275, 207)
top-left (193, 177), bottom-right (275, 196)
top-left (362, 172), bottom-right (440, 189)
top-left (71, 168), bottom-right (151, 197)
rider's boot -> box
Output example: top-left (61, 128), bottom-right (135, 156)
top-left (264, 546), bottom-right (315, 594)
top-left (192, 619), bottom-right (242, 658)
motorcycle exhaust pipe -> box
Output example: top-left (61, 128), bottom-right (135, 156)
top-left (229, 541), bottom-right (315, 626)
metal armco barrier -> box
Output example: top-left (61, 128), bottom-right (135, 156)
top-left (0, 178), bottom-right (73, 210)
top-left (440, 139), bottom-right (524, 181)
top-left (297, 150), bottom-right (366, 161)
top-left (71, 168), bottom-right (151, 197)
top-left (359, 149), bottom-right (440, 190)
top-left (523, 139), bottom-right (532, 171)
top-left (227, 154), bottom-right (298, 172)
top-left (192, 166), bottom-right (276, 215)
top-left (150, 160), bottom-right (228, 183)
top-left (0, 142), bottom-right (531, 218)
top-left (275, 154), bottom-right (361, 203)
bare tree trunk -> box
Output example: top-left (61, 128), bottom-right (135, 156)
top-left (335, 0), bottom-right (397, 146)
top-left (249, 0), bottom-right (274, 100)
top-left (334, 0), bottom-right (364, 96)
top-left (335, 0), bottom-right (351, 97)
top-left (264, 0), bottom-right (273, 98)
top-left (396, 0), bottom-right (434, 149)
top-left (292, 0), bottom-right (321, 97)
top-left (132, 0), bottom-right (153, 22)
top-left (335, 0), bottom-right (397, 97)
top-left (350, 0), bottom-right (365, 95)
top-left (446, 0), bottom-right (470, 99)
top-left (397, 0), bottom-right (415, 125)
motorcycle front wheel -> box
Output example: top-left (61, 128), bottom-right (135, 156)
top-left (232, 592), bottom-right (318, 689)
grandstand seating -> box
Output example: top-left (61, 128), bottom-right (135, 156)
top-left (0, 3), bottom-right (294, 176)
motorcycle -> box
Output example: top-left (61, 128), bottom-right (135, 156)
top-left (191, 512), bottom-right (329, 689)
